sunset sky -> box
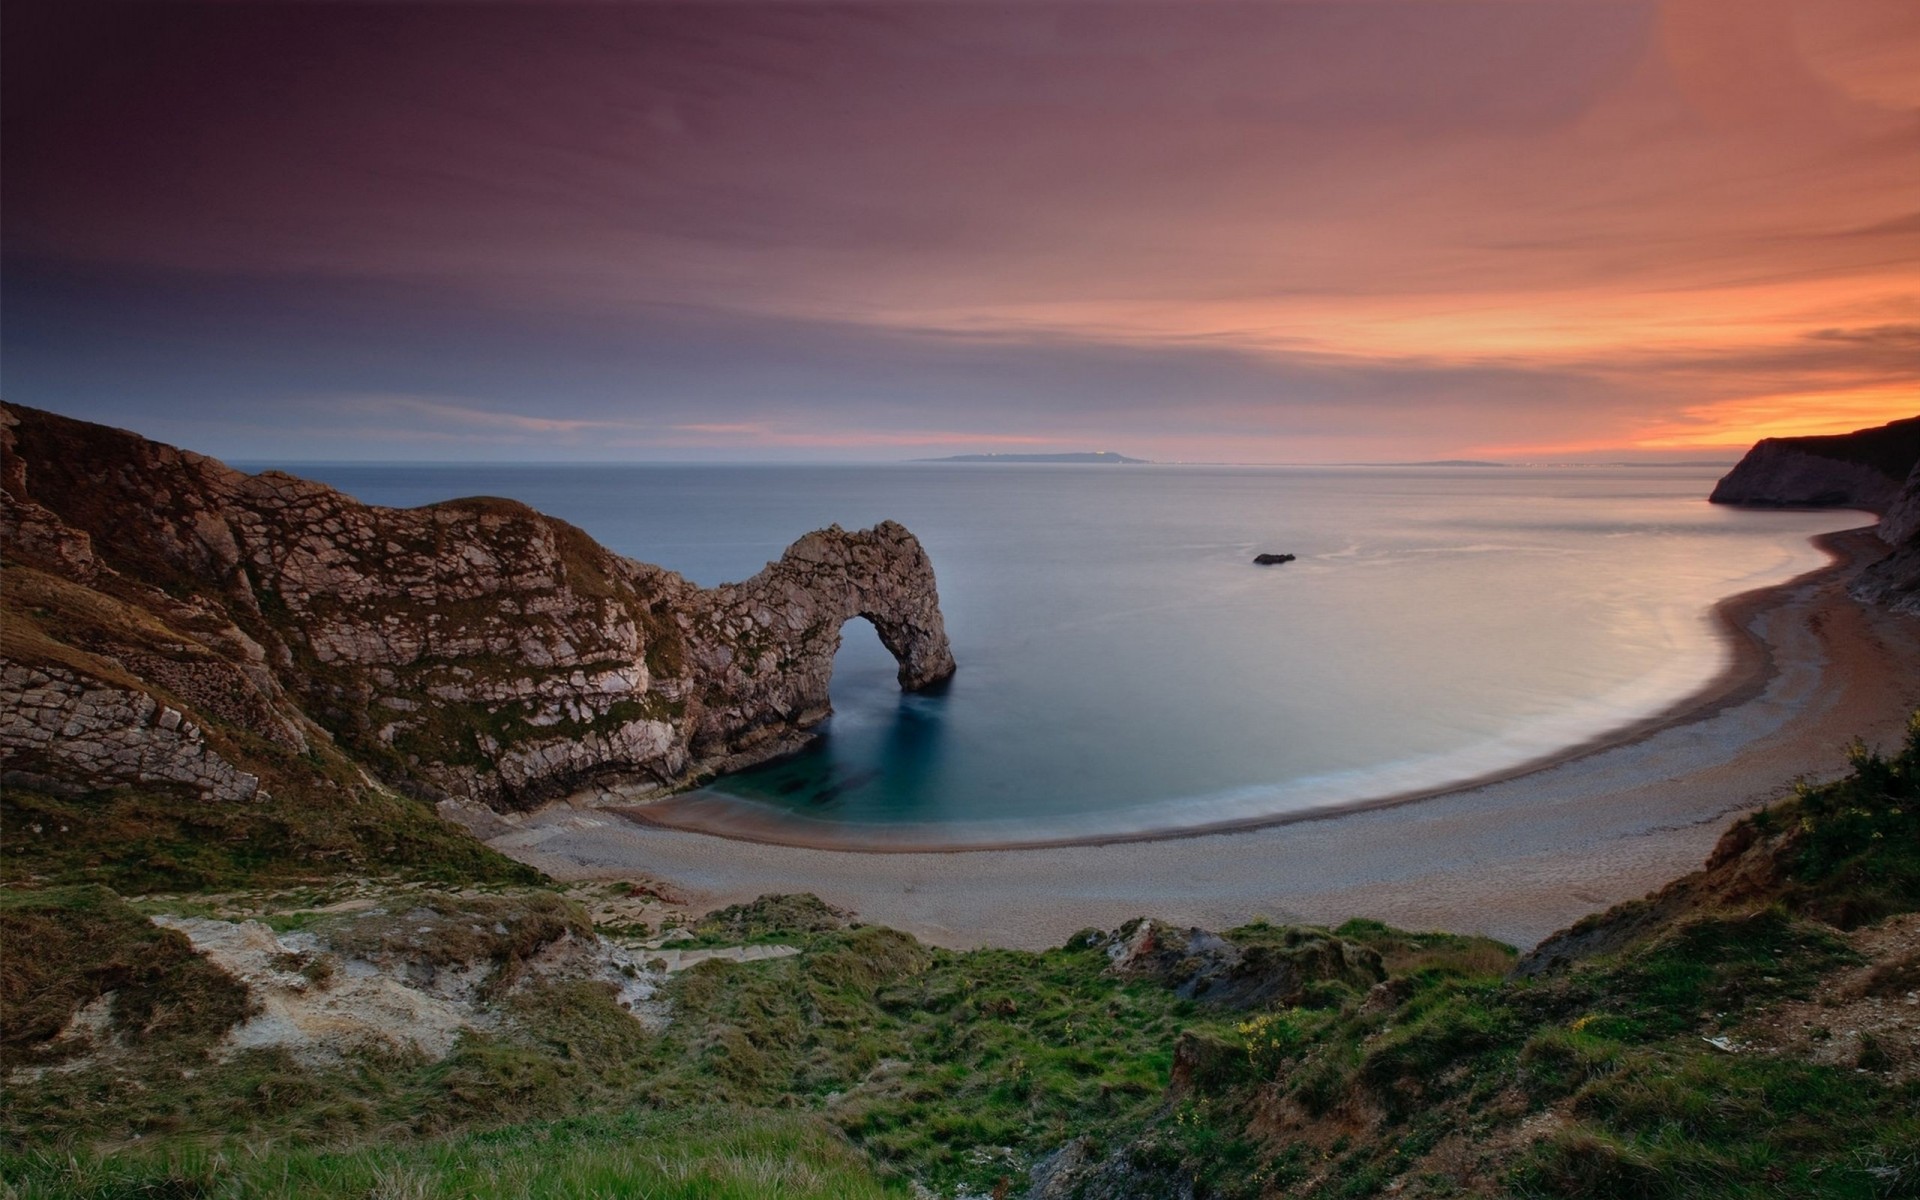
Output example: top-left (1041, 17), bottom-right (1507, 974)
top-left (4, 0), bottom-right (1916, 463)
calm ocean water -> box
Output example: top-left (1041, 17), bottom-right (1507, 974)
top-left (265, 463), bottom-right (1865, 843)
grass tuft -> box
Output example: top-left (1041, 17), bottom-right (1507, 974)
top-left (0, 886), bottom-right (251, 1069)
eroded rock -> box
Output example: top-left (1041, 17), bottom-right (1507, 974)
top-left (1, 403), bottom-right (956, 811)
top-left (1708, 416), bottom-right (1920, 513)
top-left (1096, 918), bottom-right (1384, 1009)
top-left (1710, 415), bottom-right (1920, 617)
top-left (1853, 460), bottom-right (1920, 616)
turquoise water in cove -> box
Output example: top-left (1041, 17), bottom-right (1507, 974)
top-left (263, 463), bottom-right (1864, 843)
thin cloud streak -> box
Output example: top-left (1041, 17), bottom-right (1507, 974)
top-left (3, 0), bottom-right (1916, 459)
top-left (354, 396), bottom-right (651, 437)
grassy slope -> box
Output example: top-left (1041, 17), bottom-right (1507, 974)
top-left (2, 1110), bottom-right (901, 1200)
top-left (1145, 716), bottom-right (1920, 1200)
top-left (3, 716), bottom-right (1917, 1199)
top-left (0, 780), bottom-right (538, 893)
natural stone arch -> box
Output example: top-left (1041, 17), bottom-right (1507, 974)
top-left (1, 401), bottom-right (958, 808)
top-left (683, 522), bottom-right (957, 770)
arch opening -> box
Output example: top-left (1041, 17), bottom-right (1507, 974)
top-left (828, 616), bottom-right (903, 721)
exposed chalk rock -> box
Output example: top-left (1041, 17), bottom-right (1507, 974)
top-left (1852, 460), bottom-right (1920, 616)
top-left (1, 403), bottom-right (956, 811)
top-left (1878, 459), bottom-right (1920, 547)
top-left (1710, 415), bottom-right (1920, 617)
top-left (1708, 416), bottom-right (1920, 513)
top-left (0, 663), bottom-right (263, 802)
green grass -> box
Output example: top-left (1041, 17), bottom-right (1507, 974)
top-left (1771, 722), bottom-right (1920, 928)
top-left (1, 781), bottom-right (540, 893)
top-left (1092, 718), bottom-right (1920, 1197)
top-left (645, 916), bottom-right (1203, 1193)
top-left (0, 886), bottom-right (251, 1070)
top-left (5, 875), bottom-right (1913, 1198)
top-left (6, 717), bottom-right (1919, 1198)
top-left (0, 892), bottom-right (1227, 1195)
top-left (1579, 906), bottom-right (1856, 1040)
top-left (0, 889), bottom-right (638, 1147)
top-left (0, 1109), bottom-right (904, 1199)
top-left (2, 979), bottom-right (658, 1147)
top-left (1136, 903), bottom-right (1913, 1199)
top-left (682, 893), bottom-right (853, 947)
top-left (1516, 1067), bottom-right (1920, 1200)
top-left (1502, 922), bottom-right (1920, 1200)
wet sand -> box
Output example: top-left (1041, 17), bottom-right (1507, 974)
top-left (487, 528), bottom-right (1920, 951)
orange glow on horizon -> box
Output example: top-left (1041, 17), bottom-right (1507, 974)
top-left (9, 0), bottom-right (1920, 462)
top-left (1472, 386), bottom-right (1918, 459)
top-left (1627, 388), bottom-right (1920, 449)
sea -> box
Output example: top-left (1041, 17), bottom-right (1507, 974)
top-left (262, 462), bottom-right (1867, 845)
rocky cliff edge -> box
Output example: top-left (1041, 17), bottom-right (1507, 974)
top-left (1707, 415), bottom-right (1920, 513)
top-left (0, 403), bottom-right (955, 814)
top-left (1709, 415), bottom-right (1920, 616)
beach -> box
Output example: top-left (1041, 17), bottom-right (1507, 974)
top-left (486, 527), bottom-right (1920, 951)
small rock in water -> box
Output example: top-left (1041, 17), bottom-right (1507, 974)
top-left (1252, 553), bottom-right (1296, 566)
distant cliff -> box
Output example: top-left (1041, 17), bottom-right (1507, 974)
top-left (1707, 415), bottom-right (1920, 512)
top-left (913, 451), bottom-right (1146, 464)
top-left (0, 404), bottom-right (955, 813)
top-left (1710, 415), bottom-right (1920, 616)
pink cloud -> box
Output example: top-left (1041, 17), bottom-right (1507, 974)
top-left (7, 0), bottom-right (1916, 458)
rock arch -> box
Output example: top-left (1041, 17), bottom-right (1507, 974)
top-left (683, 522), bottom-right (957, 770)
top-left (1, 402), bottom-right (958, 808)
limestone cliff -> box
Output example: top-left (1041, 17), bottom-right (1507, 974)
top-left (1707, 415), bottom-right (1920, 512)
top-left (0, 403), bottom-right (955, 812)
top-left (1876, 458), bottom-right (1920, 547)
top-left (1709, 415), bottom-right (1920, 616)
top-left (1852, 460), bottom-right (1920, 615)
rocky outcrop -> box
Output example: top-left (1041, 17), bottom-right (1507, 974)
top-left (681, 522), bottom-right (958, 780)
top-left (0, 662), bottom-right (264, 803)
top-left (1853, 460), bottom-right (1920, 615)
top-left (1853, 543), bottom-right (1920, 616)
top-left (1710, 415), bottom-right (1920, 616)
top-left (1708, 415), bottom-right (1920, 512)
top-left (1879, 460), bottom-right (1920, 547)
top-left (147, 892), bottom-right (666, 1066)
top-left (1026, 1135), bottom-right (1197, 1200)
top-left (1095, 919), bottom-right (1383, 1009)
top-left (0, 403), bottom-right (955, 811)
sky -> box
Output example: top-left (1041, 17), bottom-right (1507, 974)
top-left (3, 0), bottom-right (1917, 463)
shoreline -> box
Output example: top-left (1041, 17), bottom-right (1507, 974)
top-left (488, 525), bottom-right (1920, 951)
top-left (602, 527), bottom-right (1841, 853)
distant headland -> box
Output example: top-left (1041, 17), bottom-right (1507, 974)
top-left (914, 451), bottom-right (1147, 464)
top-left (1366, 459), bottom-right (1505, 468)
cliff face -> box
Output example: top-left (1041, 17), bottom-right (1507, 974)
top-left (0, 404), bottom-right (954, 812)
top-left (1707, 415), bottom-right (1920, 512)
top-left (1877, 459), bottom-right (1920, 547)
top-left (1709, 415), bottom-right (1920, 616)
top-left (1853, 460), bottom-right (1920, 615)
